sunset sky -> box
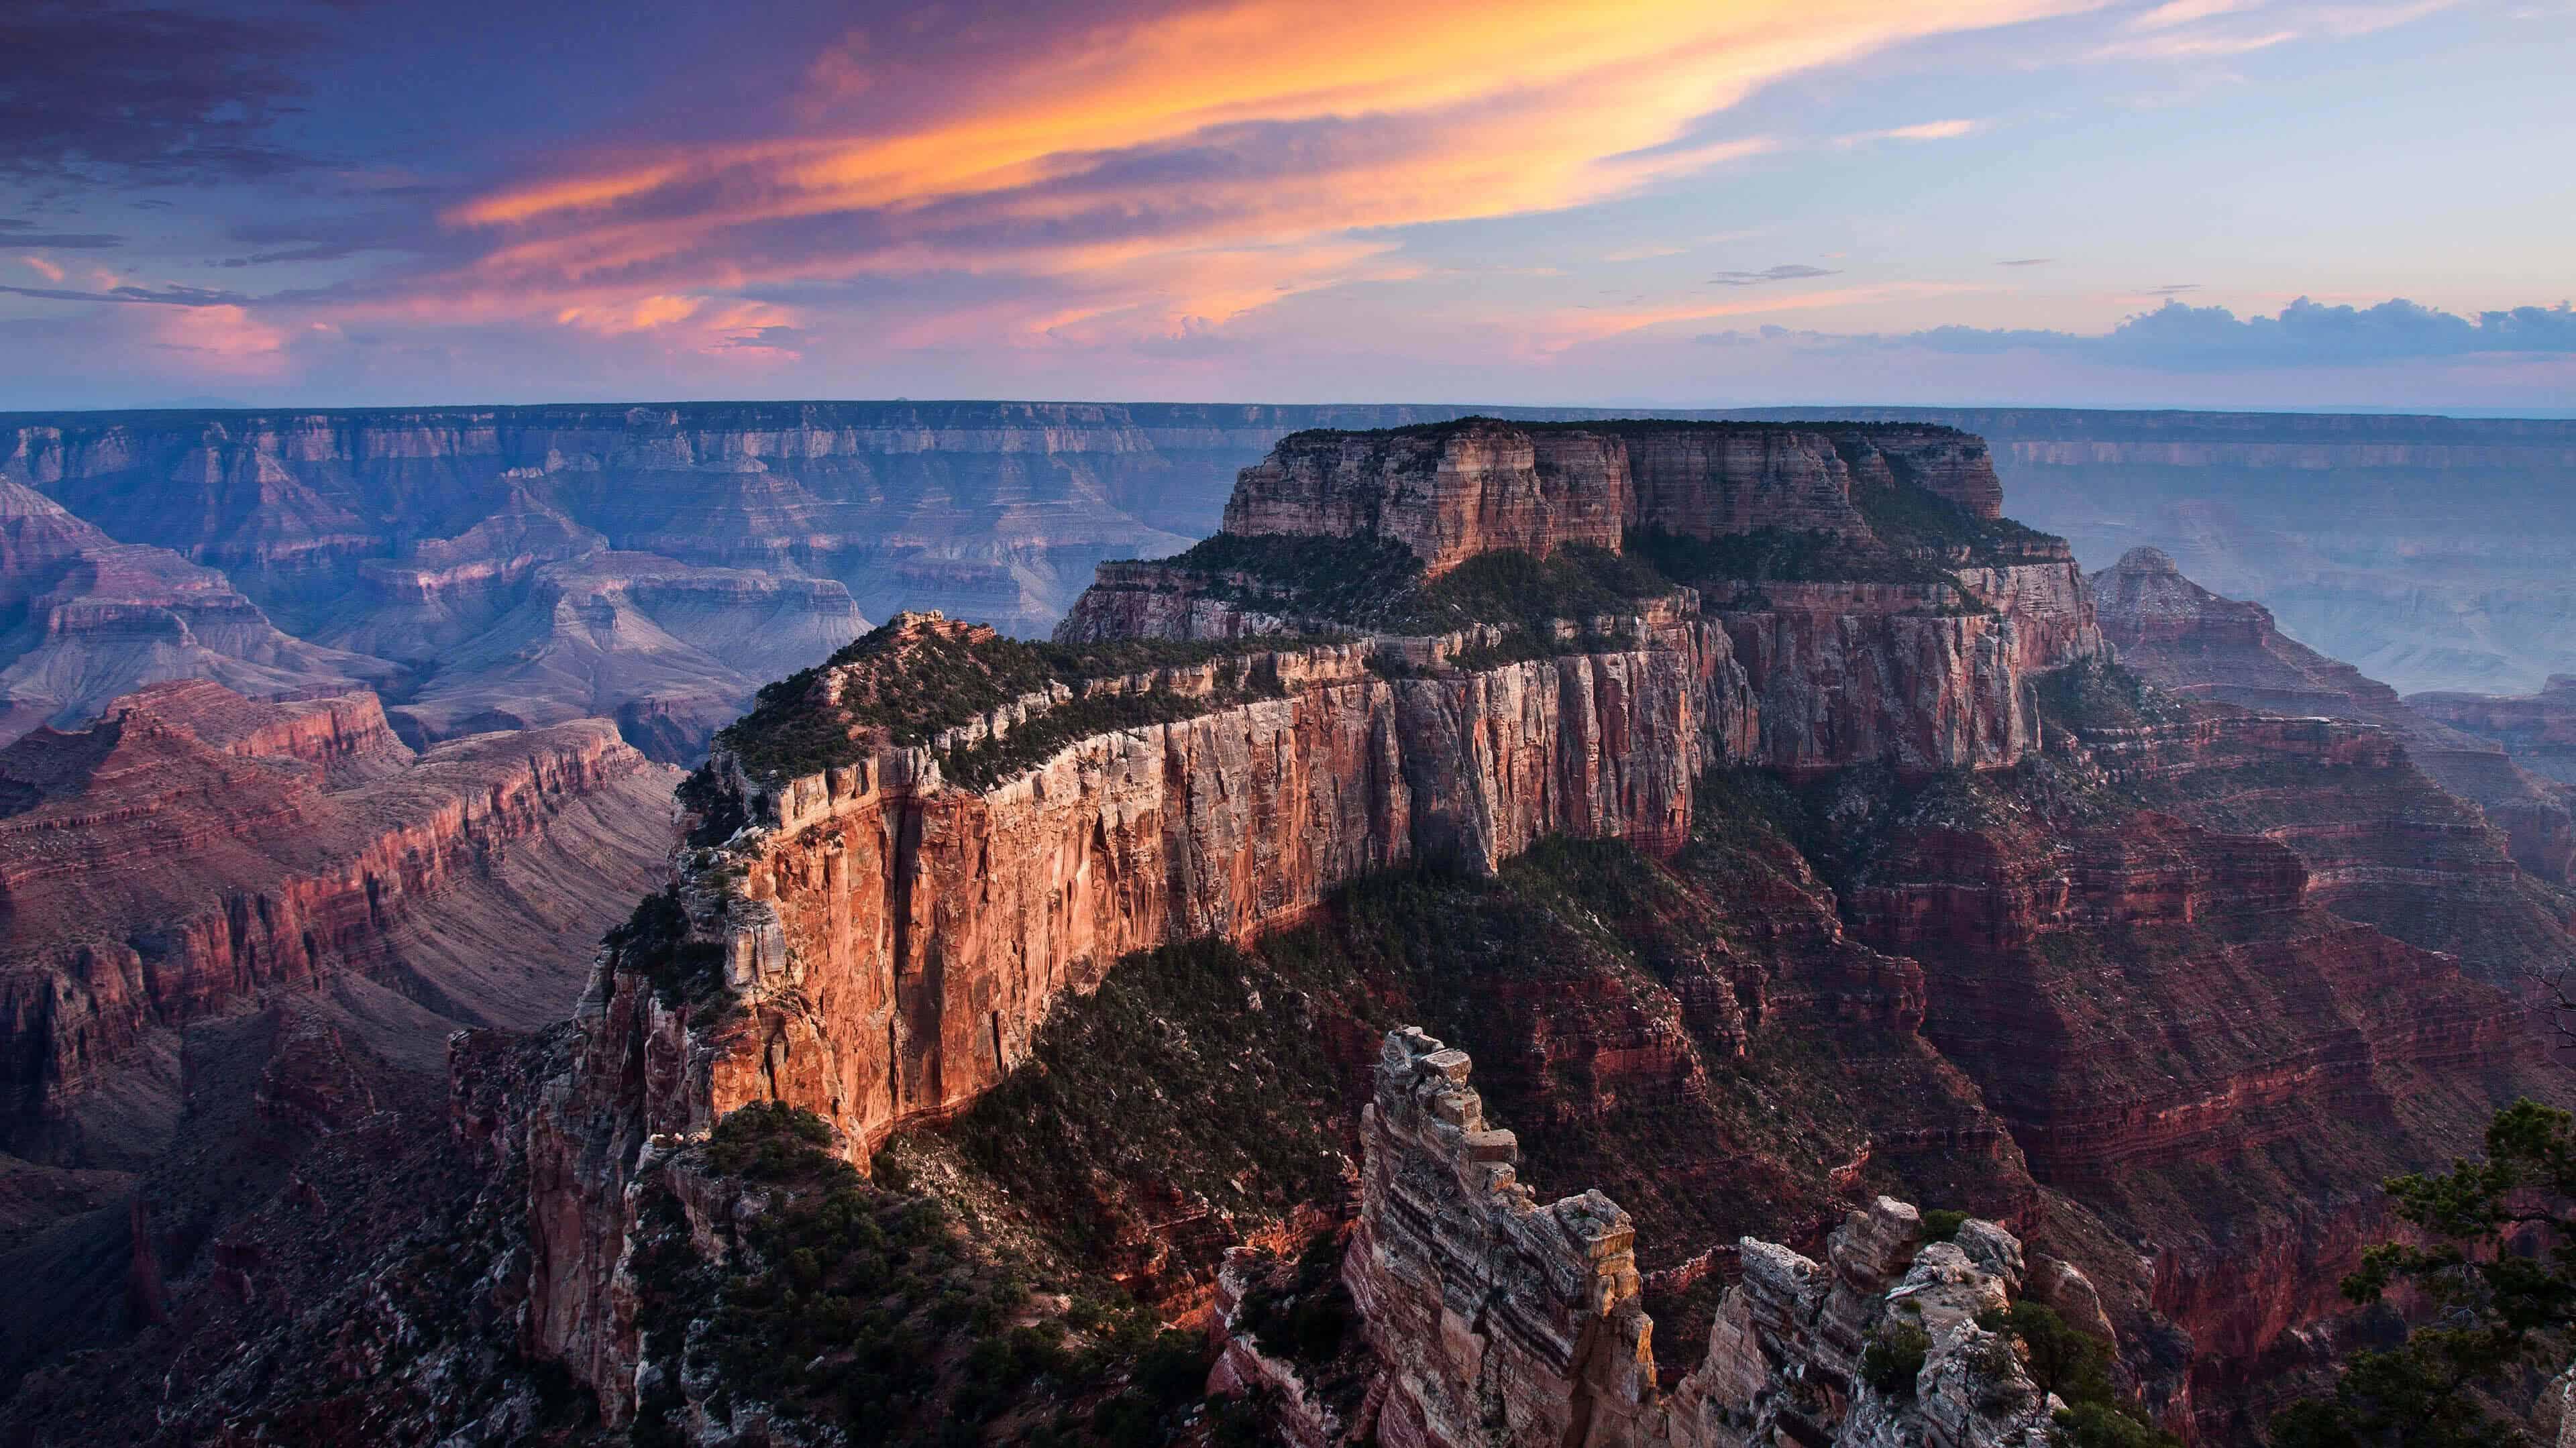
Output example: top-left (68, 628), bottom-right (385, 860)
top-left (4, 0), bottom-right (2571, 411)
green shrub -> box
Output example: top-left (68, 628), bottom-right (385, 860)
top-left (1862, 1321), bottom-right (1933, 1397)
top-left (1919, 1208), bottom-right (1970, 1243)
top-left (2053, 1400), bottom-right (2184, 1448)
top-left (602, 887), bottom-right (727, 1008)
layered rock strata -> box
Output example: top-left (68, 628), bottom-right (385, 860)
top-left (1071, 419), bottom-right (2102, 775)
top-left (1839, 698), bottom-right (2571, 1435)
top-left (516, 420), bottom-right (2118, 1415)
top-left (2094, 545), bottom-right (2575, 884)
top-left (1215, 419), bottom-right (2008, 574)
top-left (0, 482), bottom-right (399, 747)
top-left (1340, 1026), bottom-right (2059, 1447)
top-left (0, 680), bottom-right (680, 1158)
top-left (2413, 675), bottom-right (2576, 788)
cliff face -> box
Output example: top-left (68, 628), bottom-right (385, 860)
top-left (2413, 675), bottom-right (2576, 787)
top-left (1830, 696), bottom-right (2570, 1436)
top-left (1077, 419), bottom-right (2098, 775)
top-left (510, 419), bottom-right (2108, 1422)
top-left (1717, 564), bottom-right (2096, 777)
top-left (1224, 423), bottom-right (1633, 575)
top-left (2094, 546), bottom-right (2576, 885)
top-left (486, 418), bottom-right (2561, 1444)
top-left (1216, 420), bottom-right (2009, 572)
top-left (739, 624), bottom-right (1736, 1116)
top-left (0, 482), bottom-right (400, 747)
top-left (0, 681), bottom-right (681, 1162)
top-left (1338, 1027), bottom-right (2061, 1448)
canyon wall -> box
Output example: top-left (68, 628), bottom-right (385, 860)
top-left (523, 614), bottom-right (1760, 1390)
top-left (7, 403), bottom-right (2563, 699)
top-left (533, 643), bottom-right (1706, 1395)
top-left (1338, 1025), bottom-right (2061, 1448)
top-left (0, 681), bottom-right (681, 1162)
top-left (2092, 545), bottom-right (2576, 885)
top-left (0, 402), bottom-right (1489, 637)
top-left (2413, 675), bottom-right (2576, 787)
top-left (1834, 700), bottom-right (2567, 1434)
top-left (513, 416), bottom-right (2112, 1418)
top-left (1746, 408), bottom-right (2576, 696)
top-left (1216, 419), bottom-right (2009, 573)
top-left (1223, 423), bottom-right (1633, 575)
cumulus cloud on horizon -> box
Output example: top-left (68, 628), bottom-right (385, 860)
top-left (1699, 297), bottom-right (2576, 370)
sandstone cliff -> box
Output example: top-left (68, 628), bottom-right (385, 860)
top-left (1826, 676), bottom-right (2572, 1435)
top-left (504, 416), bottom-right (2119, 1425)
top-left (2093, 545), bottom-right (2575, 884)
top-left (1070, 418), bottom-right (2098, 775)
top-left (1332, 1026), bottom-right (2061, 1447)
top-left (0, 680), bottom-right (681, 1164)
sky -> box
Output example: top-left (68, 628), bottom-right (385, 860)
top-left (3, 0), bottom-right (2572, 413)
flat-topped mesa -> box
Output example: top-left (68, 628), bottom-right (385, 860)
top-left (1222, 420), bottom-right (1633, 576)
top-left (1063, 419), bottom-right (2098, 775)
top-left (1338, 1027), bottom-right (2067, 1448)
top-left (1211, 417), bottom-right (2008, 579)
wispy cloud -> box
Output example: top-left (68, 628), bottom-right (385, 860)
top-left (1998, 257), bottom-right (2055, 266)
top-left (2127, 0), bottom-right (2267, 31)
top-left (0, 219), bottom-right (121, 249)
top-left (1710, 264), bottom-right (1841, 286)
top-left (431, 0), bottom-right (2083, 336)
top-left (1839, 118), bottom-right (1984, 144)
top-left (0, 281), bottom-right (252, 306)
top-left (2090, 0), bottom-right (2454, 58)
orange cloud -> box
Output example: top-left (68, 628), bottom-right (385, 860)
top-left (154, 304), bottom-right (288, 372)
top-left (441, 0), bottom-right (2098, 332)
top-left (19, 256), bottom-right (65, 282)
top-left (554, 293), bottom-right (704, 334)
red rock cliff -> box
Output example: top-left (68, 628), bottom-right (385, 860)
top-left (0, 682), bottom-right (680, 1156)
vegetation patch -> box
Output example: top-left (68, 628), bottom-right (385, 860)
top-left (937, 657), bottom-right (1288, 791)
top-left (716, 612), bottom-right (1339, 784)
top-left (939, 932), bottom-right (1365, 1271)
top-left (628, 1102), bottom-right (1222, 1448)
top-left (1846, 468), bottom-right (2054, 563)
top-left (1630, 524), bottom-right (1960, 591)
top-left (1163, 531), bottom-right (1675, 636)
top-left (2272, 1099), bottom-right (2576, 1448)
top-left (1163, 531), bottom-right (1429, 624)
top-left (1976, 1302), bottom-right (2180, 1447)
top-left (1228, 1229), bottom-right (1371, 1420)
top-left (1863, 1321), bottom-right (1933, 1396)
top-left (1386, 543), bottom-right (1673, 633)
top-left (602, 885), bottom-right (728, 1009)
top-left (2035, 657), bottom-right (2197, 735)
